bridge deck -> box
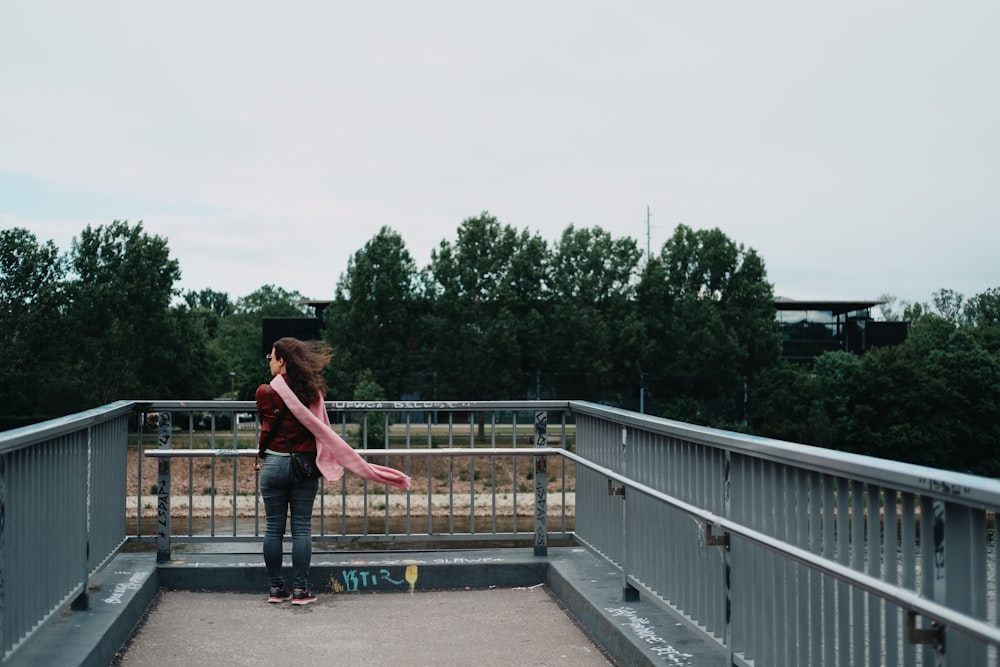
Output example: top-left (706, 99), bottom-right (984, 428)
top-left (10, 544), bottom-right (729, 667)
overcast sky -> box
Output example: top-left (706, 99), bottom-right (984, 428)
top-left (2, 2), bottom-right (997, 310)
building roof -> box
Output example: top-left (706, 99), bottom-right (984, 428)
top-left (773, 297), bottom-right (886, 316)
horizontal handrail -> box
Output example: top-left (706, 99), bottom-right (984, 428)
top-left (144, 447), bottom-right (563, 458)
top-left (568, 399), bottom-right (1000, 512)
top-left (0, 400), bottom-right (132, 454)
top-left (135, 399), bottom-right (572, 412)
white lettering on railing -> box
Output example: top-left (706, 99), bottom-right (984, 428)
top-left (326, 401), bottom-right (476, 410)
top-left (918, 477), bottom-right (972, 496)
top-left (605, 606), bottom-right (695, 666)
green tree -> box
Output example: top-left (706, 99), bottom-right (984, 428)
top-left (845, 321), bottom-right (998, 473)
top-left (921, 329), bottom-right (1000, 473)
top-left (638, 224), bottom-right (779, 425)
top-left (497, 226), bottom-right (550, 400)
top-left (0, 228), bottom-right (69, 420)
top-left (810, 351), bottom-right (863, 449)
top-left (784, 310), bottom-right (1000, 474)
top-left (749, 361), bottom-right (827, 444)
top-left (353, 368), bottom-right (390, 447)
top-left (156, 303), bottom-right (226, 400)
top-left (964, 287), bottom-right (1000, 356)
top-left (876, 293), bottom-right (900, 321)
top-left (183, 288), bottom-right (235, 319)
top-left (174, 290), bottom-right (235, 397)
top-left (932, 288), bottom-right (966, 325)
top-left (547, 225), bottom-right (643, 404)
top-left (214, 314), bottom-right (263, 399)
top-left (325, 227), bottom-right (420, 399)
top-left (236, 285), bottom-right (312, 318)
top-left (877, 293), bottom-right (930, 322)
top-left (64, 220), bottom-right (187, 406)
top-left (422, 212), bottom-right (546, 401)
top-left (664, 294), bottom-right (744, 423)
top-left (964, 287), bottom-right (1000, 329)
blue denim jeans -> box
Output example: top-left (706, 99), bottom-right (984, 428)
top-left (260, 454), bottom-right (319, 590)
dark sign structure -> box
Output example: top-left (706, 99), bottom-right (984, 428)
top-left (261, 317), bottom-right (322, 357)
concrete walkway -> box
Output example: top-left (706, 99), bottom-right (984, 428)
top-left (115, 588), bottom-right (612, 666)
top-left (9, 545), bottom-right (729, 667)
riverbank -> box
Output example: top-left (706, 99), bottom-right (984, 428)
top-left (126, 491), bottom-right (576, 519)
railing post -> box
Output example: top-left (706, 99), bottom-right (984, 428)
top-left (71, 426), bottom-right (93, 611)
top-left (722, 451), bottom-right (732, 660)
top-left (0, 454), bottom-right (6, 655)
top-left (156, 412), bottom-right (173, 562)
top-left (621, 426), bottom-right (639, 601)
top-left (533, 410), bottom-right (547, 557)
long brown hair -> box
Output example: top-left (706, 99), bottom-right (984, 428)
top-left (272, 337), bottom-right (332, 406)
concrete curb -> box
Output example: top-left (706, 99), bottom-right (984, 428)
top-left (8, 553), bottom-right (159, 667)
top-left (547, 549), bottom-right (729, 666)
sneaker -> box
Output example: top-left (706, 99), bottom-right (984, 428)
top-left (291, 589), bottom-right (317, 606)
top-left (268, 586), bottom-right (291, 603)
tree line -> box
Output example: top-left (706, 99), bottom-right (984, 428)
top-left (3, 217), bottom-right (998, 475)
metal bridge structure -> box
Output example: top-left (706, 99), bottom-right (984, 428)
top-left (3, 399), bottom-right (999, 666)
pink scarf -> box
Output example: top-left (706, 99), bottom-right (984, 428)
top-left (271, 374), bottom-right (411, 490)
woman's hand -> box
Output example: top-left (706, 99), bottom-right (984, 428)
top-left (253, 458), bottom-right (262, 472)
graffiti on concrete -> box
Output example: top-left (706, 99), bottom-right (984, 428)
top-left (331, 567), bottom-right (407, 593)
top-left (605, 606), bottom-right (694, 666)
top-left (101, 571), bottom-right (150, 605)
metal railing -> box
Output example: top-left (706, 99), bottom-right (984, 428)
top-left (130, 400), bottom-right (575, 560)
top-left (571, 402), bottom-right (1000, 666)
top-left (0, 402), bottom-right (131, 663)
top-left (4, 398), bottom-right (1000, 665)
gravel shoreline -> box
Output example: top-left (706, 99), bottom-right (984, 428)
top-left (127, 492), bottom-right (576, 519)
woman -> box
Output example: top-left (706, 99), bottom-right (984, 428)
top-left (255, 337), bottom-right (411, 606)
top-left (254, 337), bottom-right (330, 605)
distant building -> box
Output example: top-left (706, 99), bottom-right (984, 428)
top-left (774, 298), bottom-right (909, 363)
